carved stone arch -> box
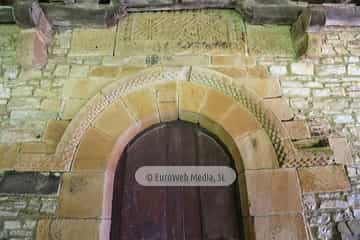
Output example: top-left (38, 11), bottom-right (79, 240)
top-left (55, 67), bottom-right (310, 240)
top-left (55, 66), bottom-right (296, 170)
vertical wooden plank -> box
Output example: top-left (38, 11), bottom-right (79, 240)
top-left (119, 125), bottom-right (168, 240)
top-left (165, 122), bottom-right (202, 240)
top-left (197, 130), bottom-right (241, 240)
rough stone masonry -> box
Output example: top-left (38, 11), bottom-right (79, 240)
top-left (0, 8), bottom-right (360, 240)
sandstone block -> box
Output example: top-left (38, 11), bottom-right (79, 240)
top-left (297, 165), bottom-right (351, 193)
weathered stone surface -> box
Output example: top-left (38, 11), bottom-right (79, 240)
top-left (0, 144), bottom-right (19, 169)
top-left (21, 142), bottom-right (56, 154)
top-left (220, 104), bottom-right (261, 139)
top-left (154, 82), bottom-right (178, 122)
top-left (317, 65), bottom-right (346, 76)
top-left (329, 137), bottom-right (353, 165)
top-left (243, 77), bottom-right (281, 98)
top-left (57, 172), bottom-right (104, 218)
top-left (245, 168), bottom-right (303, 216)
top-left (36, 219), bottom-right (50, 240)
top-left (69, 27), bottom-right (117, 56)
top-left (16, 30), bottom-right (35, 69)
top-left (247, 25), bottom-right (295, 56)
top-left (73, 127), bottom-right (116, 170)
top-left (235, 129), bottom-right (278, 170)
top-left (121, 87), bottom-right (159, 128)
top-left (94, 101), bottom-right (135, 138)
top-left (178, 82), bottom-right (208, 123)
top-left (283, 120), bottom-right (311, 140)
top-left (0, 84), bottom-right (11, 98)
top-left (43, 120), bottom-right (69, 143)
top-left (10, 110), bottom-right (57, 121)
top-left (0, 172), bottom-right (60, 195)
top-left (49, 219), bottom-right (102, 240)
top-left (269, 65), bottom-right (288, 76)
top-left (199, 89), bottom-right (234, 131)
top-left (12, 86), bottom-right (33, 97)
top-left (254, 214), bottom-right (307, 240)
top-left (89, 66), bottom-right (122, 78)
top-left (69, 65), bottom-right (90, 78)
top-left (211, 55), bottom-right (256, 67)
top-left (262, 98), bottom-right (294, 121)
top-left (297, 166), bottom-right (351, 193)
top-left (40, 98), bottom-right (62, 112)
top-left (115, 10), bottom-right (245, 57)
top-left (53, 64), bottom-right (70, 77)
top-left (7, 97), bottom-right (40, 110)
top-left (291, 62), bottom-right (314, 75)
top-left (62, 78), bottom-right (112, 99)
top-left (61, 99), bottom-right (86, 120)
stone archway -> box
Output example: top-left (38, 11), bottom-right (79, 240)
top-left (54, 67), bottom-right (308, 240)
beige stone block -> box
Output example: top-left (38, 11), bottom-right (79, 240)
top-left (254, 214), bottom-right (307, 240)
top-left (73, 127), bottom-right (116, 171)
top-left (21, 142), bottom-right (56, 154)
top-left (40, 99), bottom-right (62, 112)
top-left (298, 165), bottom-right (351, 193)
top-left (36, 219), bottom-right (50, 240)
top-left (262, 98), bottom-right (294, 121)
top-left (243, 77), bottom-right (281, 98)
top-left (62, 78), bottom-right (112, 99)
top-left (121, 88), bottom-right (159, 128)
top-left (0, 144), bottom-right (19, 170)
top-left (158, 102), bottom-right (178, 122)
top-left (211, 55), bottom-right (255, 67)
top-left (200, 89), bottom-right (234, 123)
top-left (178, 82), bottom-right (208, 123)
top-left (284, 120), bottom-right (311, 140)
top-left (247, 66), bottom-right (269, 79)
top-left (155, 82), bottom-right (177, 102)
top-left (57, 172), bottom-right (104, 218)
top-left (49, 219), bottom-right (102, 240)
top-left (245, 168), bottom-right (303, 216)
top-left (94, 101), bottom-right (135, 138)
top-left (16, 30), bottom-right (35, 69)
top-left (43, 120), bottom-right (69, 143)
top-left (211, 67), bottom-right (247, 79)
top-left (329, 137), bottom-right (353, 165)
top-left (61, 99), bottom-right (87, 120)
top-left (154, 82), bottom-right (178, 122)
top-left (89, 66), bottom-right (122, 78)
top-left (235, 129), bottom-right (278, 170)
top-left (69, 27), bottom-right (117, 56)
top-left (221, 104), bottom-right (261, 140)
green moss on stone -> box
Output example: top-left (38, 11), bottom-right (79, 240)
top-left (246, 24), bottom-right (296, 57)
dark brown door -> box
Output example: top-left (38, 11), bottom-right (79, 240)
top-left (110, 121), bottom-right (242, 240)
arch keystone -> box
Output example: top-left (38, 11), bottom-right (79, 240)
top-left (154, 82), bottom-right (178, 122)
top-left (178, 81), bottom-right (208, 123)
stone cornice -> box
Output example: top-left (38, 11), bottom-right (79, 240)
top-left (0, 0), bottom-right (359, 28)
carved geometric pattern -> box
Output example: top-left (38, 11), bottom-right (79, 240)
top-left (189, 67), bottom-right (291, 165)
top-left (115, 10), bottom-right (245, 57)
top-left (56, 67), bottom-right (333, 170)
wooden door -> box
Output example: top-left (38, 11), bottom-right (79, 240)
top-left (110, 121), bottom-right (243, 240)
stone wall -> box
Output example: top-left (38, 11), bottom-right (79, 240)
top-left (0, 10), bottom-right (360, 240)
top-left (0, 195), bottom-right (57, 240)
